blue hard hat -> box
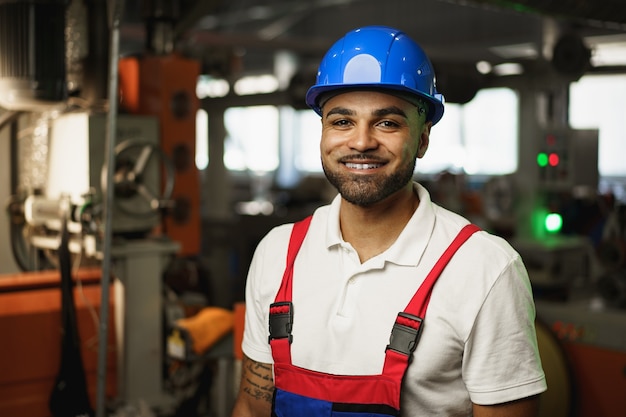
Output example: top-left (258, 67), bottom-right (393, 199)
top-left (305, 25), bottom-right (445, 125)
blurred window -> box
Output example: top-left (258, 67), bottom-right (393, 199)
top-left (213, 88), bottom-right (519, 180)
top-left (223, 105), bottom-right (279, 172)
top-left (569, 74), bottom-right (626, 178)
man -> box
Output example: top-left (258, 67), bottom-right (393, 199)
top-left (231, 25), bottom-right (546, 417)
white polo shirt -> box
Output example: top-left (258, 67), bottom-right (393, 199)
top-left (242, 182), bottom-right (547, 416)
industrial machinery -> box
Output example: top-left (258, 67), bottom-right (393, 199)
top-left (0, 1), bottom-right (217, 416)
top-left (26, 112), bottom-right (172, 238)
top-left (2, 110), bottom-right (184, 415)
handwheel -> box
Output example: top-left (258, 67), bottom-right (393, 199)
top-left (109, 139), bottom-right (175, 217)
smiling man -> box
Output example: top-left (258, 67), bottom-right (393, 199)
top-left (321, 91), bottom-right (430, 210)
top-left (231, 26), bottom-right (547, 417)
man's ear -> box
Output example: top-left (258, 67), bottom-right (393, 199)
top-left (417, 121), bottom-right (432, 158)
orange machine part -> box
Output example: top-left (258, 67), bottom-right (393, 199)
top-left (119, 53), bottom-right (201, 257)
top-left (233, 302), bottom-right (246, 361)
top-left (561, 341), bottom-right (626, 417)
top-left (118, 56), bottom-right (140, 113)
top-left (0, 268), bottom-right (117, 417)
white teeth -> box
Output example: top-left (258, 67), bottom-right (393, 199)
top-left (345, 163), bottom-right (381, 169)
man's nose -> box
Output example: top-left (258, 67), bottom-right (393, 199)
top-left (347, 125), bottom-right (378, 151)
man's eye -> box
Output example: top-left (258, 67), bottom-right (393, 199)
top-left (379, 120), bottom-right (399, 128)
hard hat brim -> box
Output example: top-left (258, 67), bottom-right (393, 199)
top-left (305, 83), bottom-right (445, 125)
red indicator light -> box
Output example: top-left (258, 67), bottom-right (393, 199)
top-left (546, 134), bottom-right (556, 146)
top-left (548, 153), bottom-right (559, 166)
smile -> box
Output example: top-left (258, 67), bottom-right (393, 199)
top-left (344, 162), bottom-right (383, 170)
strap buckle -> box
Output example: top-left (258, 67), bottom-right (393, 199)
top-left (268, 301), bottom-right (294, 343)
top-left (386, 312), bottom-right (424, 356)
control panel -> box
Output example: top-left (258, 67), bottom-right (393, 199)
top-left (536, 128), bottom-right (599, 190)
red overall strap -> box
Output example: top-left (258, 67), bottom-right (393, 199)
top-left (382, 223), bottom-right (481, 378)
top-left (270, 215), bottom-right (313, 365)
top-left (406, 223), bottom-right (481, 317)
top-left (274, 215), bottom-right (313, 303)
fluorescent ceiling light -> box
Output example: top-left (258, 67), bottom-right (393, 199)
top-left (234, 74), bottom-right (279, 95)
top-left (492, 62), bottom-right (524, 76)
top-left (489, 43), bottom-right (539, 59)
top-left (590, 42), bottom-right (626, 66)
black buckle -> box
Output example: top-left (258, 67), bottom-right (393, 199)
top-left (386, 312), bottom-right (423, 356)
top-left (268, 301), bottom-right (294, 343)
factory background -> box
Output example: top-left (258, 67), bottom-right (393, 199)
top-left (0, 0), bottom-right (625, 416)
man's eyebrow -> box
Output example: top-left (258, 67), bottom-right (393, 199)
top-left (325, 107), bottom-right (354, 118)
top-left (325, 106), bottom-right (408, 119)
top-left (373, 106), bottom-right (408, 118)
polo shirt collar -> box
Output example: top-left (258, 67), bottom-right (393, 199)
top-left (324, 182), bottom-right (436, 267)
top-left (325, 194), bottom-right (343, 249)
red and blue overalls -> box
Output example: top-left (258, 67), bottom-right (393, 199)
top-left (268, 216), bottom-right (480, 417)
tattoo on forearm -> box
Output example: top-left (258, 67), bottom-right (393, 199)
top-left (243, 359), bottom-right (274, 403)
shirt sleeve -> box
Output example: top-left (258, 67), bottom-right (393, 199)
top-left (240, 225), bottom-right (291, 365)
top-left (463, 256), bottom-right (547, 404)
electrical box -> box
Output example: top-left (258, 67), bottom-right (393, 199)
top-left (536, 128), bottom-right (599, 190)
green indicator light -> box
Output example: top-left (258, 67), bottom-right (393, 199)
top-left (545, 213), bottom-right (563, 233)
top-left (537, 152), bottom-right (548, 167)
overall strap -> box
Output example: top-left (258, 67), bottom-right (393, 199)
top-left (269, 215), bottom-right (313, 365)
top-left (383, 223), bottom-right (481, 377)
top-left (274, 215), bottom-right (313, 303)
top-left (406, 223), bottom-right (482, 317)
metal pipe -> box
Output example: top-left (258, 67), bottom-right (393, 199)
top-left (96, 0), bottom-right (124, 416)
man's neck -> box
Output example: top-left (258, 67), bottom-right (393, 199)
top-left (339, 185), bottom-right (419, 263)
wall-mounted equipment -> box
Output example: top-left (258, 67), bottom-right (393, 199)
top-left (535, 128), bottom-right (599, 191)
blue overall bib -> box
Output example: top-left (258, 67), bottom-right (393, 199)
top-left (269, 216), bottom-right (480, 417)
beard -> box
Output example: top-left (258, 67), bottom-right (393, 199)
top-left (322, 156), bottom-right (417, 207)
